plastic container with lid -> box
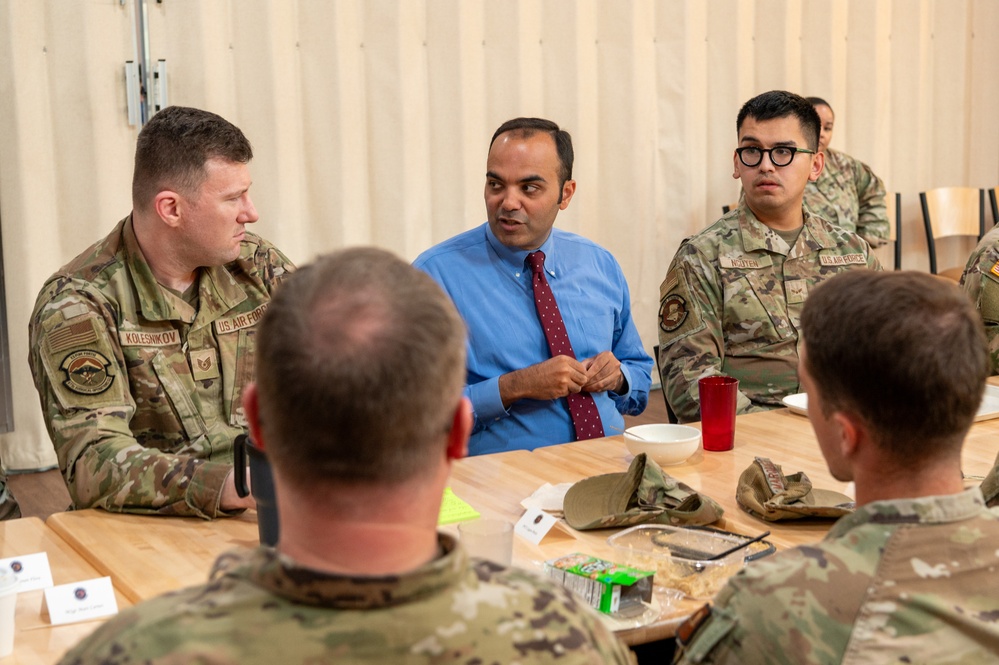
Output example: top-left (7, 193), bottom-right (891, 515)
top-left (607, 524), bottom-right (773, 599)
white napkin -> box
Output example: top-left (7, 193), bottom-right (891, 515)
top-left (520, 482), bottom-right (574, 514)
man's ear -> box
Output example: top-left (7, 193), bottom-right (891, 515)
top-left (808, 150), bottom-right (825, 183)
top-left (558, 179), bottom-right (576, 210)
top-left (242, 382), bottom-right (265, 451)
top-left (152, 190), bottom-right (184, 228)
top-left (833, 410), bottom-right (861, 460)
top-left (445, 398), bottom-right (472, 462)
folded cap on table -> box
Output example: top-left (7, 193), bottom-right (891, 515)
top-left (737, 456), bottom-right (854, 522)
top-left (563, 452), bottom-right (723, 530)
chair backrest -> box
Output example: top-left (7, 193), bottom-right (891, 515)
top-left (919, 187), bottom-right (984, 275)
top-left (884, 191), bottom-right (902, 270)
top-left (990, 187), bottom-right (998, 227)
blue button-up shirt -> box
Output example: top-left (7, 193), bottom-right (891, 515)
top-left (415, 223), bottom-right (653, 455)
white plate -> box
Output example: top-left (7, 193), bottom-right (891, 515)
top-left (782, 384), bottom-right (999, 422)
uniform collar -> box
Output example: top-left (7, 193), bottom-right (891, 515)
top-left (826, 488), bottom-right (989, 540)
top-left (484, 224), bottom-right (558, 278)
top-left (217, 533), bottom-right (466, 609)
top-left (122, 215), bottom-right (248, 326)
top-left (738, 206), bottom-right (841, 256)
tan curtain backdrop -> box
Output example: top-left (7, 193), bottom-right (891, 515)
top-left (2, 0), bottom-right (997, 471)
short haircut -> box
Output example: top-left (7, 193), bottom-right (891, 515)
top-left (255, 247), bottom-right (467, 487)
top-left (490, 117), bottom-right (574, 187)
top-left (801, 271), bottom-right (988, 459)
top-left (132, 106), bottom-right (253, 211)
top-left (737, 90), bottom-right (821, 151)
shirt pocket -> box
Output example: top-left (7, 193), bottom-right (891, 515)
top-left (217, 327), bottom-right (255, 428)
top-left (137, 347), bottom-right (208, 446)
top-left (721, 268), bottom-right (794, 353)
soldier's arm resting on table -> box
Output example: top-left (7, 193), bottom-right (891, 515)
top-left (29, 288), bottom-right (239, 519)
top-left (960, 243), bottom-right (999, 374)
top-left (854, 161), bottom-right (889, 248)
top-left (659, 248), bottom-right (754, 423)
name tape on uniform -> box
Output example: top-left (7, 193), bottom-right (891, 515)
top-left (119, 330), bottom-right (180, 347)
top-left (214, 304), bottom-right (268, 335)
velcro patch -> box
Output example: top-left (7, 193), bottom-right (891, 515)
top-left (820, 253), bottom-right (866, 266)
top-left (719, 256), bottom-right (762, 269)
top-left (119, 330), bottom-right (180, 347)
top-left (214, 304), bottom-right (268, 335)
top-left (189, 349), bottom-right (220, 381)
top-left (755, 457), bottom-right (786, 494)
top-left (660, 294), bottom-right (689, 332)
top-left (786, 279), bottom-right (808, 304)
top-left (990, 261), bottom-right (999, 279)
top-left (47, 319), bottom-right (98, 354)
top-left (60, 350), bottom-right (114, 395)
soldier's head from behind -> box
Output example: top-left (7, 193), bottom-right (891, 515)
top-left (800, 271), bottom-right (987, 480)
top-left (248, 247), bottom-right (469, 494)
top-left (734, 91), bottom-right (824, 225)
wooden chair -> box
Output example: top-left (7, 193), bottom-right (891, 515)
top-left (652, 345), bottom-right (679, 424)
top-left (919, 187), bottom-right (985, 281)
top-left (721, 202), bottom-right (740, 215)
top-left (884, 192), bottom-right (902, 270)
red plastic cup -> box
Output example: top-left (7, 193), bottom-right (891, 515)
top-left (698, 376), bottom-right (738, 452)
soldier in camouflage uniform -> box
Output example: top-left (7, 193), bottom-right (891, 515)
top-left (28, 107), bottom-right (294, 519)
top-left (802, 97), bottom-right (889, 247)
top-left (60, 248), bottom-right (634, 664)
top-left (676, 270), bottom-right (999, 664)
top-left (659, 91), bottom-right (880, 423)
top-left (960, 224), bottom-right (999, 374)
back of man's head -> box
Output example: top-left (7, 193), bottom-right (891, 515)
top-left (490, 117), bottom-right (574, 186)
top-left (255, 247), bottom-right (467, 489)
top-left (737, 90), bottom-right (821, 151)
top-left (801, 270), bottom-right (988, 459)
top-left (132, 106), bottom-right (253, 212)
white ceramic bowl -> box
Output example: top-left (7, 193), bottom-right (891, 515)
top-left (623, 424), bottom-right (701, 466)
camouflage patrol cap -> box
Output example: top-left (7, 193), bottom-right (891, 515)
top-left (737, 457), bottom-right (855, 521)
top-left (563, 453), bottom-right (723, 530)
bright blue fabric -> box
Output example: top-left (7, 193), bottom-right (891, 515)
top-left (414, 223), bottom-right (652, 455)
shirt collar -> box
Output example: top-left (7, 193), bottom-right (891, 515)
top-left (218, 533), bottom-right (466, 609)
top-left (738, 206), bottom-right (838, 256)
top-left (484, 224), bottom-right (558, 278)
top-left (826, 487), bottom-right (988, 540)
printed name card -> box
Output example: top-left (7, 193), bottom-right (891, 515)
top-left (41, 577), bottom-right (118, 626)
top-left (0, 552), bottom-right (54, 592)
top-left (515, 508), bottom-right (573, 545)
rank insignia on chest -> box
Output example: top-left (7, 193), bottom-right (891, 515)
top-left (189, 349), bottom-right (220, 381)
top-left (786, 279), bottom-right (808, 304)
top-left (60, 350), bottom-right (114, 395)
top-left (660, 293), bottom-right (689, 332)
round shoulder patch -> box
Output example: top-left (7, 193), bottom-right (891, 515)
top-left (60, 350), bottom-right (114, 395)
top-left (659, 293), bottom-right (689, 332)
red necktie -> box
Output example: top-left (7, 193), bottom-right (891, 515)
top-left (527, 251), bottom-right (605, 440)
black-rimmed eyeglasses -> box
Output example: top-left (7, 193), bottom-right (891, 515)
top-left (736, 146), bottom-right (816, 168)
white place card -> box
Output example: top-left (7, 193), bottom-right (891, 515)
top-left (41, 577), bottom-right (118, 626)
top-left (0, 552), bottom-right (54, 592)
top-left (515, 507), bottom-right (571, 545)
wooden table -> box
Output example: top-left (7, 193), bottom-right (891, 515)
top-left (47, 509), bottom-right (258, 604)
top-left (41, 406), bottom-right (999, 648)
top-left (0, 518), bottom-right (132, 665)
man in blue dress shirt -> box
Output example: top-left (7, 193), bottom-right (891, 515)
top-left (415, 118), bottom-right (652, 455)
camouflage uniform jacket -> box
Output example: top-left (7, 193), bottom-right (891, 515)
top-left (658, 206), bottom-right (880, 423)
top-left (0, 472), bottom-right (19, 520)
top-left (960, 225), bottom-right (999, 374)
top-left (28, 216), bottom-right (294, 518)
top-left (676, 489), bottom-right (999, 665)
top-left (59, 534), bottom-right (636, 664)
top-left (803, 147), bottom-right (889, 248)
